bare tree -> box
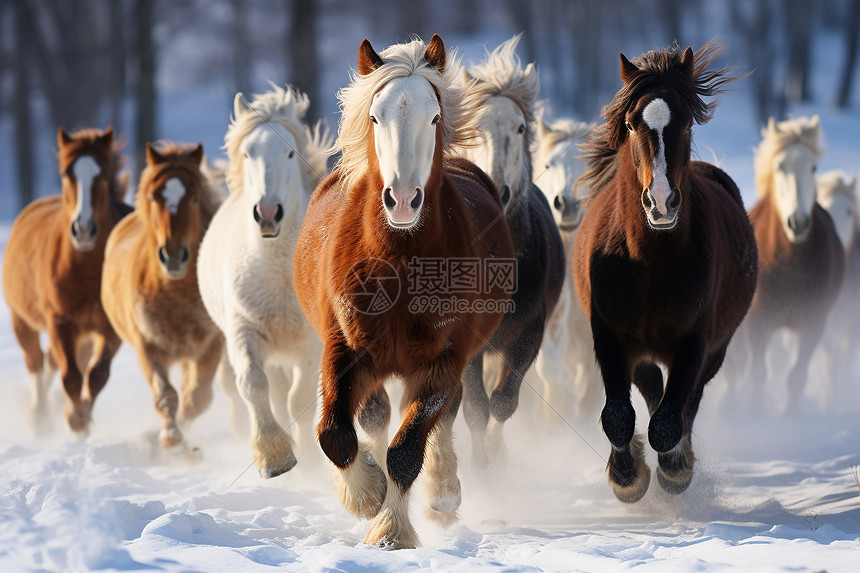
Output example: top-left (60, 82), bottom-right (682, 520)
top-left (230, 0), bottom-right (251, 94)
top-left (13, 0), bottom-right (34, 209)
top-left (785, 0), bottom-right (813, 103)
top-left (108, 0), bottom-right (127, 131)
top-left (289, 0), bottom-right (319, 121)
top-left (837, 0), bottom-right (860, 108)
top-left (135, 0), bottom-right (156, 177)
top-left (398, 0), bottom-right (428, 41)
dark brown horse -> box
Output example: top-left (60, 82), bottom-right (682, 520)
top-left (743, 117), bottom-right (844, 414)
top-left (573, 42), bottom-right (756, 502)
top-left (294, 35), bottom-right (514, 548)
top-left (3, 127), bottom-right (131, 435)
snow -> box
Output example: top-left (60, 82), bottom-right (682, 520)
top-left (2, 21), bottom-right (860, 573)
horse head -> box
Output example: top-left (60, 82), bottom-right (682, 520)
top-left (763, 116), bottom-right (823, 243)
top-left (535, 116), bottom-right (590, 232)
top-left (359, 35), bottom-right (446, 229)
top-left (817, 169), bottom-right (858, 250)
top-left (141, 142), bottom-right (205, 279)
top-left (57, 126), bottom-right (115, 251)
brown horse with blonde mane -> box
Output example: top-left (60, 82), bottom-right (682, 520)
top-left (294, 35), bottom-right (514, 548)
top-left (101, 142), bottom-right (224, 448)
top-left (3, 127), bottom-right (131, 435)
top-left (573, 42), bottom-right (757, 502)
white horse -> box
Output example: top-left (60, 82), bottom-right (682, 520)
top-left (454, 35), bottom-right (566, 466)
top-left (532, 111), bottom-right (601, 420)
top-left (817, 170), bottom-right (859, 399)
top-left (198, 84), bottom-right (331, 478)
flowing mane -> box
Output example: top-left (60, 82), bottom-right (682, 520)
top-left (333, 37), bottom-right (469, 188)
top-left (754, 116), bottom-right (825, 198)
top-left (579, 40), bottom-right (743, 200)
top-left (136, 142), bottom-right (222, 229)
top-left (535, 115), bottom-right (593, 194)
top-left (817, 169), bottom-right (856, 203)
top-left (57, 127), bottom-right (129, 204)
top-left (224, 83), bottom-right (332, 195)
top-left (459, 34), bottom-right (540, 163)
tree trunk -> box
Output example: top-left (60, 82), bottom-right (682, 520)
top-left (836, 0), bottom-right (860, 108)
top-left (13, 0), bottom-right (34, 209)
top-left (785, 0), bottom-right (813, 103)
top-left (108, 0), bottom-right (126, 131)
top-left (230, 0), bottom-right (251, 94)
top-left (289, 0), bottom-right (319, 122)
top-left (398, 0), bottom-right (427, 40)
top-left (135, 0), bottom-right (156, 177)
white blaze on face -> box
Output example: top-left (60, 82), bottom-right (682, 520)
top-left (72, 155), bottom-right (101, 223)
top-left (463, 96), bottom-right (526, 199)
top-left (162, 178), bottom-right (186, 214)
top-left (642, 98), bottom-right (672, 214)
top-left (772, 145), bottom-right (818, 242)
top-left (240, 123), bottom-right (301, 213)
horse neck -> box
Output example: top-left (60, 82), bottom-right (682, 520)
top-left (504, 186), bottom-right (534, 247)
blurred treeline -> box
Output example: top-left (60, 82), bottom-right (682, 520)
top-left (0, 0), bottom-right (857, 211)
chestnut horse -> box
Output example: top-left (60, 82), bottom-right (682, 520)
top-left (101, 143), bottom-right (224, 448)
top-left (294, 35), bottom-right (514, 548)
top-left (573, 42), bottom-right (756, 502)
top-left (743, 117), bottom-right (845, 414)
top-left (3, 127), bottom-right (131, 435)
top-left (453, 34), bottom-right (565, 467)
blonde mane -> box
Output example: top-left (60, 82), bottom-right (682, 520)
top-left (458, 34), bottom-right (541, 151)
top-left (333, 37), bottom-right (470, 189)
top-left (754, 116), bottom-right (826, 198)
top-left (224, 83), bottom-right (332, 195)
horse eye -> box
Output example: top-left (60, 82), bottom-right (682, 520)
top-left (370, 115), bottom-right (378, 124)
top-left (625, 121), bottom-right (634, 133)
top-left (431, 114), bottom-right (441, 125)
top-left (812, 165), bottom-right (817, 173)
top-left (288, 150), bottom-right (295, 159)
top-left (517, 124), bottom-right (525, 134)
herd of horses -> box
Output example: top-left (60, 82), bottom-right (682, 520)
top-left (3, 34), bottom-right (858, 549)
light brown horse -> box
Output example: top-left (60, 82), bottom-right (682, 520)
top-left (744, 117), bottom-right (844, 415)
top-left (101, 142), bottom-right (223, 448)
top-left (3, 127), bottom-right (131, 435)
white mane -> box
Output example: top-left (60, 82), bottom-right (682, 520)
top-left (817, 170), bottom-right (857, 203)
top-left (334, 37), bottom-right (470, 189)
top-left (224, 83), bottom-right (332, 195)
top-left (534, 114), bottom-right (593, 194)
top-left (755, 116), bottom-right (825, 199)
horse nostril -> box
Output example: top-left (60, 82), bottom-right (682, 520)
top-left (500, 185), bottom-right (511, 205)
top-left (180, 246), bottom-right (190, 264)
top-left (273, 204), bottom-right (284, 223)
top-left (667, 188), bottom-right (681, 211)
top-left (253, 205), bottom-right (262, 223)
top-left (642, 190), bottom-right (654, 210)
top-left (554, 194), bottom-right (564, 211)
top-left (88, 221), bottom-right (98, 238)
top-left (158, 246), bottom-right (168, 265)
top-left (410, 188), bottom-right (423, 210)
top-left (70, 222), bottom-right (79, 238)
top-left (383, 187), bottom-right (396, 209)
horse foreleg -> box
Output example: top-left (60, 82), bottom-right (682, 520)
top-left (319, 335), bottom-right (385, 519)
top-left (785, 324), bottom-right (824, 415)
top-left (177, 336), bottom-right (221, 428)
top-left (365, 370), bottom-right (461, 549)
top-left (48, 320), bottom-right (88, 436)
top-left (358, 386), bottom-right (391, 475)
top-left (215, 351), bottom-right (248, 437)
top-left (138, 352), bottom-right (182, 447)
top-left (84, 331), bottom-right (120, 409)
top-left (461, 352), bottom-right (490, 469)
top-left (11, 314), bottom-right (55, 435)
top-left (633, 363), bottom-right (664, 416)
top-left (423, 385), bottom-right (462, 527)
top-left (592, 313), bottom-right (648, 502)
top-left (288, 339), bottom-right (322, 460)
top-left (229, 330), bottom-right (296, 478)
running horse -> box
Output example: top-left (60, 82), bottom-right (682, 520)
top-left (3, 127), bottom-right (131, 435)
top-left (573, 42), bottom-right (757, 502)
top-left (294, 35), bottom-right (514, 548)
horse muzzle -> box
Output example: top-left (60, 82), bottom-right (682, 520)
top-left (383, 186), bottom-right (423, 229)
top-left (253, 202), bottom-right (283, 238)
top-left (642, 187), bottom-right (680, 230)
top-left (158, 244), bottom-right (190, 279)
top-left (785, 211), bottom-right (812, 243)
top-left (70, 219), bottom-right (98, 251)
top-left (555, 192), bottom-right (584, 232)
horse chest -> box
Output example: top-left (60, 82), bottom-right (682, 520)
top-left (135, 288), bottom-right (216, 356)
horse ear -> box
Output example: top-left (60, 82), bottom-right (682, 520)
top-left (848, 174), bottom-right (857, 189)
top-left (233, 92), bottom-right (251, 119)
top-left (358, 39), bottom-right (384, 75)
top-left (146, 143), bottom-right (165, 166)
top-left (809, 114), bottom-right (820, 131)
top-left (423, 34), bottom-right (446, 72)
top-left (188, 143), bottom-right (204, 166)
top-left (99, 126), bottom-right (114, 147)
top-left (680, 46), bottom-right (695, 78)
top-left (619, 53), bottom-right (638, 83)
top-left (58, 127), bottom-right (73, 148)
top-left (766, 116), bottom-right (778, 135)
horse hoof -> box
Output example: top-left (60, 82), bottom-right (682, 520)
top-left (364, 507), bottom-right (420, 549)
top-left (656, 466), bottom-right (693, 494)
top-left (159, 426), bottom-right (183, 448)
top-left (428, 484), bottom-right (461, 514)
top-left (257, 452), bottom-right (297, 479)
top-left (648, 405), bottom-right (683, 453)
top-left (424, 507), bottom-right (459, 528)
top-left (601, 400), bottom-right (635, 449)
top-left (337, 448), bottom-right (387, 519)
top-left (656, 437), bottom-right (695, 495)
top-left (607, 436), bottom-right (650, 503)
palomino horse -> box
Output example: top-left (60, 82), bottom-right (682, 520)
top-left (531, 112), bottom-right (601, 420)
top-left (102, 142), bottom-right (224, 448)
top-left (3, 127), bottom-right (131, 435)
top-left (198, 84), bottom-right (331, 477)
top-left (745, 117), bottom-right (844, 414)
top-left (453, 34), bottom-right (565, 466)
top-left (295, 36), bottom-right (514, 548)
top-left (573, 42), bottom-right (756, 502)
top-left (818, 171), bottom-right (860, 389)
